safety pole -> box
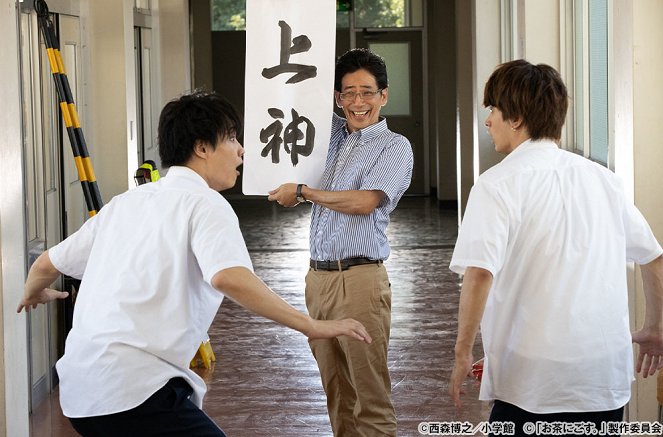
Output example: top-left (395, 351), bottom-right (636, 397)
top-left (35, 0), bottom-right (103, 216)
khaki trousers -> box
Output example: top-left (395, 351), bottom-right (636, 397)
top-left (305, 263), bottom-right (396, 437)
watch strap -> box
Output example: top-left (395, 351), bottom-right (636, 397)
top-left (296, 183), bottom-right (306, 203)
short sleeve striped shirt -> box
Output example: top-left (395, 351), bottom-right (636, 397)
top-left (310, 113), bottom-right (413, 261)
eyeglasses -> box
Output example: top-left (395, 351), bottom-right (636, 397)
top-left (338, 89), bottom-right (383, 102)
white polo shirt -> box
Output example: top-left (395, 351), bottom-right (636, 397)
top-left (450, 139), bottom-right (662, 413)
top-left (50, 166), bottom-right (253, 417)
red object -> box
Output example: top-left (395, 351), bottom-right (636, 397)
top-left (471, 359), bottom-right (484, 381)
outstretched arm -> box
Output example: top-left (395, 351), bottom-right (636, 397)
top-left (268, 183), bottom-right (384, 215)
top-left (17, 251), bottom-right (69, 313)
top-left (212, 266), bottom-right (372, 343)
top-left (449, 267), bottom-right (493, 409)
top-left (632, 254), bottom-right (663, 377)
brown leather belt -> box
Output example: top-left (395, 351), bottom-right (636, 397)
top-left (310, 257), bottom-right (383, 271)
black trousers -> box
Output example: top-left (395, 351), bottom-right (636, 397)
top-left (69, 378), bottom-right (226, 437)
top-left (489, 399), bottom-right (625, 437)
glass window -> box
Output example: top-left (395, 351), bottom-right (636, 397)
top-left (587, 0), bottom-right (608, 165)
top-left (573, 0), bottom-right (609, 166)
top-left (214, 0), bottom-right (422, 31)
top-left (573, 0), bottom-right (585, 154)
top-left (211, 0), bottom-right (246, 31)
top-left (369, 42), bottom-right (410, 116)
top-left (337, 10), bottom-right (350, 28)
top-left (354, 0), bottom-right (405, 28)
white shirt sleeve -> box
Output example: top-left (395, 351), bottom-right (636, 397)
top-left (622, 202), bottom-right (663, 264)
top-left (48, 215), bottom-right (99, 279)
top-left (450, 180), bottom-right (510, 276)
top-left (190, 198), bottom-right (254, 285)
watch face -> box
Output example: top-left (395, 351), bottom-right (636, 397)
top-left (296, 196), bottom-right (305, 203)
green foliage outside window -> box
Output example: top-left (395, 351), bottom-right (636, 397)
top-left (211, 0), bottom-right (246, 31)
top-left (354, 0), bottom-right (404, 28)
top-left (211, 0), bottom-right (405, 31)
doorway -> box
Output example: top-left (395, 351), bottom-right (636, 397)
top-left (354, 29), bottom-right (426, 195)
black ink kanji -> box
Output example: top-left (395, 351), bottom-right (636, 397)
top-left (260, 108), bottom-right (315, 166)
top-left (261, 20), bottom-right (317, 84)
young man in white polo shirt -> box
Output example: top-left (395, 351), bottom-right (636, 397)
top-left (18, 91), bottom-right (371, 437)
top-left (448, 60), bottom-right (663, 435)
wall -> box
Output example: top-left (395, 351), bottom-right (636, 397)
top-left (474, 0), bottom-right (503, 175)
top-left (427, 0), bottom-right (457, 203)
top-left (455, 0), bottom-right (475, 217)
top-left (522, 0), bottom-right (560, 68)
top-left (84, 0), bottom-right (135, 198)
top-left (632, 0), bottom-right (663, 421)
top-left (159, 0), bottom-right (192, 104)
top-left (190, 0), bottom-right (213, 91)
top-left (0, 2), bottom-right (30, 436)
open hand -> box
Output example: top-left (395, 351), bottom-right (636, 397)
top-left (449, 351), bottom-right (473, 409)
top-left (632, 328), bottom-right (663, 377)
top-left (17, 288), bottom-right (69, 313)
top-left (308, 318), bottom-right (372, 344)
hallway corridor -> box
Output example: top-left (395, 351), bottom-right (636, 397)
top-left (32, 196), bottom-right (491, 436)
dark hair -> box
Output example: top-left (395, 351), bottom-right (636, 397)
top-left (157, 90), bottom-right (243, 167)
top-left (483, 59), bottom-right (568, 140)
top-left (334, 48), bottom-right (388, 92)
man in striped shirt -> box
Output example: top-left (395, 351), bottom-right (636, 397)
top-left (269, 48), bottom-right (413, 436)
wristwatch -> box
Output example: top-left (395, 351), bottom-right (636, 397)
top-left (296, 183), bottom-right (307, 203)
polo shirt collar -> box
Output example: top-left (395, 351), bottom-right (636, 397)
top-left (344, 116), bottom-right (389, 142)
top-left (503, 138), bottom-right (558, 162)
top-left (164, 165), bottom-right (210, 189)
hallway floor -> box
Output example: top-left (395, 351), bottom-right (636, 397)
top-left (31, 196), bottom-right (491, 436)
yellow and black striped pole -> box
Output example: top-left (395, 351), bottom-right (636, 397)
top-left (36, 0), bottom-right (103, 216)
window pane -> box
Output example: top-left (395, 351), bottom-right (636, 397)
top-left (211, 0), bottom-right (246, 31)
top-left (573, 0), bottom-right (584, 153)
top-left (337, 10), bottom-right (350, 28)
top-left (588, 0), bottom-right (608, 165)
top-left (355, 0), bottom-right (405, 28)
top-left (369, 42), bottom-right (410, 116)
top-left (213, 0), bottom-right (422, 30)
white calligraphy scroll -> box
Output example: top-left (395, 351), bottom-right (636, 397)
top-left (243, 0), bottom-right (336, 195)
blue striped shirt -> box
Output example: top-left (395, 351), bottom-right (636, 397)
top-left (310, 113), bottom-right (413, 261)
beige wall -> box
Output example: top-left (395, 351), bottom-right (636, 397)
top-left (427, 0), bottom-right (457, 202)
top-left (632, 0), bottom-right (663, 421)
top-left (158, 0), bottom-right (192, 104)
top-left (455, 0), bottom-right (476, 216)
top-left (522, 0), bottom-right (560, 69)
top-left (84, 0), bottom-right (135, 198)
top-left (190, 0), bottom-right (213, 91)
top-left (475, 0), bottom-right (503, 175)
top-left (0, 2), bottom-right (30, 436)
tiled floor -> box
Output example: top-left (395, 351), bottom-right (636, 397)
top-left (31, 196), bottom-right (490, 436)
